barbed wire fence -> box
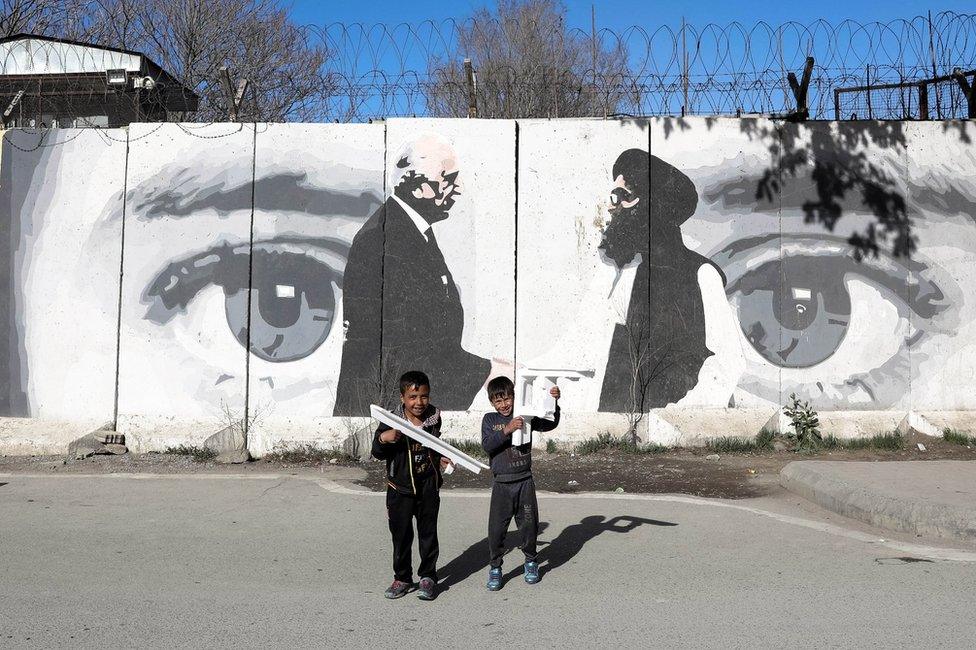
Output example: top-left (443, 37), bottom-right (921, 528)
top-left (314, 12), bottom-right (976, 122)
top-left (1, 11), bottom-right (975, 125)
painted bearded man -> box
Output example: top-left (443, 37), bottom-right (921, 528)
top-left (598, 149), bottom-right (725, 412)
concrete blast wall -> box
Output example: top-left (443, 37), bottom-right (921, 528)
top-left (1, 118), bottom-right (974, 454)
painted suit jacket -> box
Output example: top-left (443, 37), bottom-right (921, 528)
top-left (334, 197), bottom-right (490, 415)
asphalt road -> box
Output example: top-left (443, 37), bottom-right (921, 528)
top-left (1, 473), bottom-right (975, 648)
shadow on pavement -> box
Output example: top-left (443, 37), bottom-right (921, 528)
top-left (438, 522), bottom-right (550, 592)
top-left (439, 515), bottom-right (677, 590)
top-left (536, 515), bottom-right (677, 579)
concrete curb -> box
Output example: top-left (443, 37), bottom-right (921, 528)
top-left (780, 461), bottom-right (976, 544)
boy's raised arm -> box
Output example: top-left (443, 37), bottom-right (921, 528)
top-left (531, 404), bottom-right (561, 433)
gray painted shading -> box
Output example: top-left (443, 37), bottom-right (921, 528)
top-left (228, 248), bottom-right (339, 363)
top-left (734, 256), bottom-right (850, 367)
top-left (0, 136), bottom-right (34, 417)
top-left (135, 171), bottom-right (380, 220)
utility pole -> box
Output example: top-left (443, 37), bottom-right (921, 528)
top-left (927, 10), bottom-right (942, 119)
top-left (682, 17), bottom-right (689, 116)
top-left (464, 58), bottom-right (477, 118)
top-left (592, 4), bottom-right (603, 117)
top-left (220, 66), bottom-right (249, 122)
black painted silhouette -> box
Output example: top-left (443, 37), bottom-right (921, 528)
top-left (598, 150), bottom-right (725, 412)
top-left (335, 135), bottom-right (490, 415)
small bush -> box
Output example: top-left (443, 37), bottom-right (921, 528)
top-left (943, 428), bottom-right (975, 446)
top-left (574, 433), bottom-right (668, 455)
top-left (546, 439), bottom-right (558, 454)
top-left (444, 439), bottom-right (487, 459)
top-left (821, 433), bottom-right (904, 451)
top-left (844, 432), bottom-right (904, 450)
top-left (622, 442), bottom-right (669, 455)
top-left (705, 437), bottom-right (757, 453)
top-left (784, 393), bottom-right (822, 450)
top-left (574, 432), bottom-right (617, 455)
top-left (264, 444), bottom-right (354, 464)
top-left (164, 445), bottom-right (217, 462)
top-left (821, 435), bottom-right (841, 449)
top-left (755, 429), bottom-right (777, 450)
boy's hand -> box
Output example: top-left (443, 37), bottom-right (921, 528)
top-left (549, 386), bottom-right (561, 400)
top-left (503, 417), bottom-right (525, 435)
top-left (379, 429), bottom-right (402, 443)
top-left (440, 457), bottom-right (453, 470)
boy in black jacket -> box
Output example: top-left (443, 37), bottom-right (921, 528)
top-left (481, 376), bottom-right (560, 590)
top-left (372, 370), bottom-right (452, 601)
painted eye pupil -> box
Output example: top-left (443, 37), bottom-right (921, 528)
top-left (735, 258), bottom-right (851, 368)
top-left (224, 250), bottom-right (337, 363)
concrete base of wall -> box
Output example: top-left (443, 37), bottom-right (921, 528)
top-left (248, 417), bottom-right (373, 458)
top-left (116, 415), bottom-right (226, 454)
top-left (0, 416), bottom-right (112, 455)
top-left (5, 408), bottom-right (976, 457)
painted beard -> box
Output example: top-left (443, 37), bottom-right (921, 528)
top-left (599, 204), bottom-right (649, 269)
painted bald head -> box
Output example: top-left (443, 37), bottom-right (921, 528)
top-left (391, 134), bottom-right (461, 224)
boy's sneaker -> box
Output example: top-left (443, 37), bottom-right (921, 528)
top-left (524, 561), bottom-right (540, 584)
top-left (486, 567), bottom-right (503, 591)
top-left (384, 580), bottom-right (414, 599)
top-left (417, 577), bottom-right (437, 600)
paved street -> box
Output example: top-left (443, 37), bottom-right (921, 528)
top-left (2, 473), bottom-right (975, 648)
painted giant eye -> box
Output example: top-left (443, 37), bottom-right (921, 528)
top-left (224, 249), bottom-right (337, 362)
top-left (714, 234), bottom-right (954, 407)
top-left (142, 238), bottom-right (348, 363)
top-left (732, 257), bottom-right (851, 368)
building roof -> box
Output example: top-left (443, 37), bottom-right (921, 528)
top-left (0, 33), bottom-right (199, 109)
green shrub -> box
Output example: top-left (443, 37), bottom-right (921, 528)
top-left (164, 445), bottom-right (217, 462)
top-left (546, 439), bottom-right (558, 454)
top-left (263, 444), bottom-right (354, 464)
top-left (444, 439), bottom-right (488, 459)
top-left (784, 393), bottom-right (822, 450)
top-left (755, 429), bottom-right (777, 450)
top-left (705, 437), bottom-right (757, 453)
top-left (574, 432), bottom-right (617, 455)
top-left (822, 433), bottom-right (903, 450)
top-left (574, 432), bottom-right (669, 455)
top-left (943, 428), bottom-right (975, 446)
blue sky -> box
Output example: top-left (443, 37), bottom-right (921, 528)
top-left (294, 1), bottom-right (973, 29)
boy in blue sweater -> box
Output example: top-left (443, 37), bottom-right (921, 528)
top-left (480, 376), bottom-right (560, 590)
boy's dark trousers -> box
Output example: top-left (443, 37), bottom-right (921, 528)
top-left (387, 475), bottom-right (440, 583)
top-left (488, 476), bottom-right (538, 568)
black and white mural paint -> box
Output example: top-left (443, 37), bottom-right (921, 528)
top-left (0, 128), bottom-right (125, 447)
top-left (1, 117), bottom-right (975, 451)
top-left (596, 149), bottom-right (724, 412)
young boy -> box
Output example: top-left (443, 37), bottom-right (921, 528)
top-left (371, 370), bottom-right (451, 601)
top-left (481, 376), bottom-right (561, 590)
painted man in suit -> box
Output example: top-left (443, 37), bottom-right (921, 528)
top-left (598, 149), bottom-right (724, 413)
top-left (334, 134), bottom-right (490, 415)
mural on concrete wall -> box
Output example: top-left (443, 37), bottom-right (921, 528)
top-left (337, 119), bottom-right (515, 416)
top-left (246, 123), bottom-right (384, 449)
top-left (2, 118), bottom-right (975, 450)
top-left (597, 148), bottom-right (723, 412)
top-left (0, 129), bottom-right (125, 431)
top-left (116, 123), bottom-right (256, 443)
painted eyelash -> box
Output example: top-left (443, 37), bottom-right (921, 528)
top-left (142, 241), bottom-right (348, 325)
top-left (720, 236), bottom-right (946, 320)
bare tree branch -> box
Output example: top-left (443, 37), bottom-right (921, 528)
top-left (427, 0), bottom-right (631, 118)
